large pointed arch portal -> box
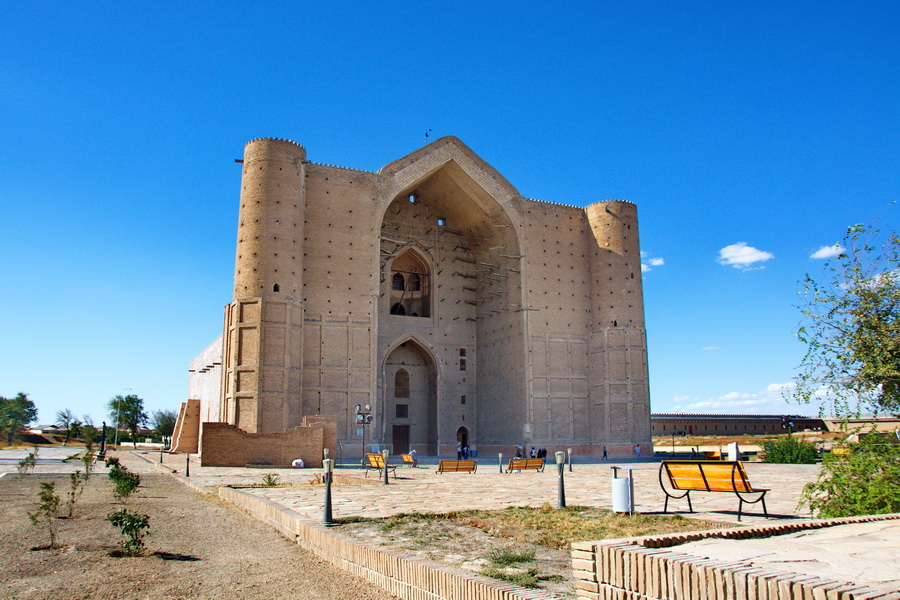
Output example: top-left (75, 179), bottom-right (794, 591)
top-left (376, 137), bottom-right (528, 455)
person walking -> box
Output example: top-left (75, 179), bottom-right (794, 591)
top-left (602, 446), bottom-right (608, 460)
top-left (457, 442), bottom-right (462, 460)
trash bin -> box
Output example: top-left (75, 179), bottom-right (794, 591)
top-left (611, 466), bottom-right (634, 514)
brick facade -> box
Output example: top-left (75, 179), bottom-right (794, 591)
top-left (205, 135), bottom-right (651, 459)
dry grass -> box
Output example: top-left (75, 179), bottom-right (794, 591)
top-left (338, 504), bottom-right (725, 550)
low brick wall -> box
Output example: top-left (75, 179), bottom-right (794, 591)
top-left (219, 486), bottom-right (561, 600)
top-left (571, 514), bottom-right (900, 600)
top-left (201, 415), bottom-right (336, 468)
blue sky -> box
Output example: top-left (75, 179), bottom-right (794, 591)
top-left (2, 2), bottom-right (897, 426)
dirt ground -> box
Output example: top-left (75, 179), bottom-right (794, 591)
top-left (0, 469), bottom-right (400, 600)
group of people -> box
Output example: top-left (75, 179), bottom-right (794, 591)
top-left (515, 445), bottom-right (549, 459)
top-left (455, 443), bottom-right (471, 460)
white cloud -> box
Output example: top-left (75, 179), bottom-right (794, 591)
top-left (641, 253), bottom-right (665, 273)
top-left (701, 346), bottom-right (719, 351)
top-left (666, 382), bottom-right (799, 414)
top-left (717, 242), bottom-right (774, 270)
top-left (810, 244), bottom-right (845, 259)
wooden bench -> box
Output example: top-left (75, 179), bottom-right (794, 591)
top-left (659, 460), bottom-right (769, 521)
top-left (505, 458), bottom-right (545, 473)
top-left (364, 453), bottom-right (398, 478)
top-left (436, 460), bottom-right (477, 473)
top-left (401, 453), bottom-right (418, 467)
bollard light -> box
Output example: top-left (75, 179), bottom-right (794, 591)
top-left (323, 458), bottom-right (335, 525)
top-left (159, 448), bottom-right (164, 464)
top-left (555, 451), bottom-right (566, 509)
top-left (382, 449), bottom-right (390, 485)
top-left (185, 453), bottom-right (190, 478)
top-left (567, 447), bottom-right (572, 472)
top-left (499, 452), bottom-right (503, 473)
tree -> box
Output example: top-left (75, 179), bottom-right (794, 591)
top-left (108, 394), bottom-right (147, 448)
top-left (794, 221), bottom-right (900, 417)
top-left (149, 409), bottom-right (177, 446)
top-left (55, 409), bottom-right (77, 446)
top-left (0, 392), bottom-right (38, 446)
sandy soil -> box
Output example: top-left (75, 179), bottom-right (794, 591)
top-left (0, 468), bottom-right (399, 600)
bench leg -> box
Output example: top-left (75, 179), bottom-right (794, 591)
top-left (738, 498), bottom-right (743, 522)
top-left (686, 491), bottom-right (693, 513)
top-left (664, 496), bottom-right (669, 514)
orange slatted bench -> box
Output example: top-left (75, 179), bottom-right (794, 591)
top-left (659, 460), bottom-right (769, 521)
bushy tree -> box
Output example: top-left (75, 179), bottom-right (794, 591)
top-left (149, 409), bottom-right (177, 446)
top-left (800, 434), bottom-right (900, 517)
top-left (0, 392), bottom-right (38, 446)
top-left (108, 394), bottom-right (147, 448)
top-left (794, 221), bottom-right (900, 417)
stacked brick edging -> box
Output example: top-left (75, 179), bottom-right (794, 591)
top-left (219, 486), bottom-right (561, 600)
top-left (571, 514), bottom-right (900, 600)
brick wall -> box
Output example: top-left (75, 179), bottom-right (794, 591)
top-left (571, 514), bottom-right (900, 600)
top-left (200, 415), bottom-right (336, 467)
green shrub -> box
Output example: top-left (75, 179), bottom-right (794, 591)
top-left (107, 509), bottom-right (150, 556)
top-left (761, 435), bottom-right (818, 464)
top-left (108, 462), bottom-right (141, 503)
top-left (17, 447), bottom-right (39, 474)
top-left (80, 447), bottom-right (96, 480)
top-left (28, 481), bottom-right (61, 549)
top-left (66, 470), bottom-right (86, 518)
top-left (800, 435), bottom-right (900, 518)
top-left (489, 547), bottom-right (535, 566)
top-left (261, 473), bottom-right (280, 487)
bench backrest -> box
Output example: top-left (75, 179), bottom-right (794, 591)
top-left (366, 453), bottom-right (386, 468)
top-left (661, 460), bottom-right (754, 493)
top-left (402, 454), bottom-right (416, 463)
top-left (507, 458), bottom-right (544, 469)
top-left (439, 460), bottom-right (476, 471)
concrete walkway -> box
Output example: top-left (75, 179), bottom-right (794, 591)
top-left (159, 453), bottom-right (821, 526)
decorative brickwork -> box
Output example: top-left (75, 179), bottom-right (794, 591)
top-left (206, 135), bottom-right (652, 461)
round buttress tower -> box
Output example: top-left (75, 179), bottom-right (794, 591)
top-left (234, 138), bottom-right (306, 300)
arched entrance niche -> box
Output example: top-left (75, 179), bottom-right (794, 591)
top-left (382, 338), bottom-right (438, 455)
top-left (456, 427), bottom-right (469, 448)
top-left (376, 139), bottom-right (528, 455)
top-left (389, 248), bottom-right (431, 317)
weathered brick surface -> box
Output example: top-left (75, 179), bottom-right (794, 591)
top-left (200, 415), bottom-right (336, 467)
top-left (209, 136), bottom-right (652, 462)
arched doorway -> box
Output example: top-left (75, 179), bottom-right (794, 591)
top-left (456, 426), bottom-right (469, 449)
top-left (383, 340), bottom-right (437, 454)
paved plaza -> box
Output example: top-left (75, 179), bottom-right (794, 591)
top-left (152, 452), bottom-right (819, 525)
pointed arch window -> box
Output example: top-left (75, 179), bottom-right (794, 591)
top-left (394, 368), bottom-right (410, 398)
top-left (388, 249), bottom-right (430, 318)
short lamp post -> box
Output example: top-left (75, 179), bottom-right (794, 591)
top-left (381, 449), bottom-right (390, 485)
top-left (499, 452), bottom-right (503, 473)
top-left (355, 404), bottom-right (373, 465)
top-left (185, 453), bottom-right (190, 478)
top-left (323, 458), bottom-right (335, 525)
top-left (555, 451), bottom-right (566, 509)
top-left (567, 447), bottom-right (573, 472)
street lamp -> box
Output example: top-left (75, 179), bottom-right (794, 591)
top-left (555, 451), bottom-right (566, 509)
top-left (381, 449), bottom-right (390, 485)
top-left (355, 404), bottom-right (373, 465)
top-left (323, 458), bottom-right (335, 525)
